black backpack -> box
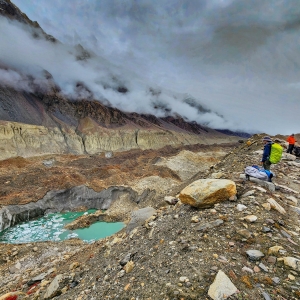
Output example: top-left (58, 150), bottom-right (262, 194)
top-left (294, 146), bottom-right (300, 157)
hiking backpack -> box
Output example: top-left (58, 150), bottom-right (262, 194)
top-left (294, 146), bottom-right (300, 157)
top-left (269, 143), bottom-right (283, 164)
top-left (245, 166), bottom-right (269, 181)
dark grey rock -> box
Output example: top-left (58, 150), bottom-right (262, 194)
top-left (70, 281), bottom-right (79, 288)
top-left (120, 253), bottom-right (133, 266)
top-left (27, 272), bottom-right (48, 286)
top-left (246, 250), bottom-right (265, 261)
top-left (196, 219), bottom-right (223, 231)
top-left (272, 277), bottom-right (280, 284)
top-left (280, 230), bottom-right (291, 239)
top-left (259, 263), bottom-right (268, 272)
top-left (262, 227), bottom-right (272, 233)
top-left (261, 290), bottom-right (272, 300)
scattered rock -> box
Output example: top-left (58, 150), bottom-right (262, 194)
top-left (280, 229), bottom-right (291, 239)
top-left (237, 229), bottom-right (252, 239)
top-left (243, 215), bottom-right (257, 223)
top-left (191, 216), bottom-right (199, 223)
top-left (241, 190), bottom-right (255, 198)
top-left (272, 277), bottom-right (280, 284)
top-left (276, 184), bottom-right (299, 194)
top-left (208, 270), bottom-right (238, 300)
top-left (105, 151), bottom-right (113, 158)
top-left (210, 172), bottom-right (224, 179)
top-left (239, 174), bottom-right (275, 191)
top-left (268, 246), bottom-right (284, 255)
top-left (281, 153), bottom-right (296, 161)
top-left (258, 263), bottom-right (268, 272)
top-left (265, 219), bottom-right (275, 225)
top-left (179, 276), bottom-right (189, 282)
top-left (236, 204), bottom-right (247, 211)
top-left (254, 186), bottom-right (267, 193)
top-left (126, 207), bottom-right (156, 233)
top-left (117, 270), bottom-right (125, 278)
top-left (253, 266), bottom-right (260, 273)
top-left (242, 266), bottom-right (253, 274)
top-left (262, 226), bottom-right (271, 233)
top-left (261, 290), bottom-right (272, 300)
top-left (120, 253), bottom-right (135, 266)
top-left (179, 179), bottom-right (236, 208)
top-left (288, 274), bottom-right (295, 280)
top-left (43, 274), bottom-right (69, 299)
top-left (287, 161), bottom-right (300, 167)
top-left (267, 256), bottom-right (277, 264)
top-left (262, 203), bottom-right (271, 211)
top-left (267, 198), bottom-right (286, 214)
top-left (124, 261), bottom-right (134, 273)
top-left (69, 262), bottom-right (80, 271)
top-left (279, 257), bottom-right (300, 271)
top-left (196, 219), bottom-right (224, 231)
top-left (289, 205), bottom-right (300, 215)
top-left (43, 158), bottom-right (56, 167)
top-left (246, 250), bottom-right (265, 261)
top-left (28, 274), bottom-right (47, 286)
top-left (229, 195), bottom-right (237, 201)
top-left (164, 196), bottom-right (178, 205)
top-left (286, 195), bottom-right (298, 205)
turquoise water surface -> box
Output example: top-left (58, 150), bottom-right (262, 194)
top-left (0, 210), bottom-right (124, 244)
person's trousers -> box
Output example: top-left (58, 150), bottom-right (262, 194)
top-left (287, 144), bottom-right (295, 154)
top-left (263, 159), bottom-right (271, 171)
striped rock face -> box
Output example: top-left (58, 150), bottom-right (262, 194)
top-left (179, 179), bottom-right (236, 208)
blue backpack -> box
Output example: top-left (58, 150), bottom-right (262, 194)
top-left (252, 165), bottom-right (273, 181)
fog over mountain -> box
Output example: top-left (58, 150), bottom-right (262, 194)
top-left (1, 0), bottom-right (300, 134)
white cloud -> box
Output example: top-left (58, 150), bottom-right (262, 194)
top-left (2, 0), bottom-right (300, 134)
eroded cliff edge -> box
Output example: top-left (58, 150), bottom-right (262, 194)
top-left (0, 87), bottom-right (238, 160)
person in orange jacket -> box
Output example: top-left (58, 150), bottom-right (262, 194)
top-left (286, 134), bottom-right (297, 154)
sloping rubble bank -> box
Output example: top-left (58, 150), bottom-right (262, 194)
top-left (1, 135), bottom-right (300, 299)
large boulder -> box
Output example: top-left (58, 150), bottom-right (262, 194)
top-left (179, 179), bottom-right (236, 208)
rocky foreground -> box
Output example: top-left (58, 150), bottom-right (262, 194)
top-left (0, 134), bottom-right (300, 300)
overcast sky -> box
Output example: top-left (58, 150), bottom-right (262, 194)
top-left (2, 0), bottom-right (300, 134)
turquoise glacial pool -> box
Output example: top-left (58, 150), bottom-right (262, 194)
top-left (0, 210), bottom-right (125, 244)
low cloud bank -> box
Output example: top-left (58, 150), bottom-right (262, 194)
top-left (0, 17), bottom-right (233, 130)
top-left (2, 0), bottom-right (300, 134)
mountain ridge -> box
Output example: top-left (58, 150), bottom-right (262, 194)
top-left (0, 0), bottom-right (241, 161)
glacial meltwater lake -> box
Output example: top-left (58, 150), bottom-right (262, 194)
top-left (0, 210), bottom-right (125, 244)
